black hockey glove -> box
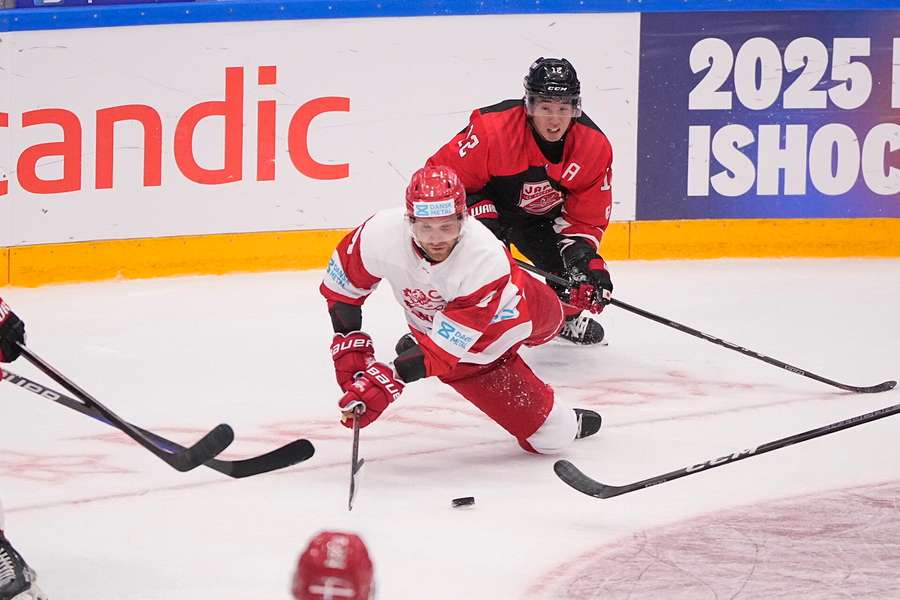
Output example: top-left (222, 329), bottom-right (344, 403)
top-left (559, 240), bottom-right (613, 313)
top-left (467, 196), bottom-right (509, 244)
top-left (0, 299), bottom-right (26, 362)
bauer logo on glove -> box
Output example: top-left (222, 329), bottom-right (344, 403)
top-left (331, 335), bottom-right (374, 357)
top-left (354, 365), bottom-right (402, 401)
top-left (338, 362), bottom-right (406, 429)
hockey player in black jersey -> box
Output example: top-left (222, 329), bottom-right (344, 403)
top-left (427, 57), bottom-right (614, 345)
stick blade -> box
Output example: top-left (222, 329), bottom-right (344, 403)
top-left (215, 439), bottom-right (315, 478)
top-left (348, 474), bottom-right (358, 512)
top-left (169, 423), bottom-right (235, 472)
top-left (554, 460), bottom-right (623, 499)
top-left (348, 458), bottom-right (365, 512)
top-left (868, 380), bottom-right (897, 393)
top-left (841, 380), bottom-right (897, 393)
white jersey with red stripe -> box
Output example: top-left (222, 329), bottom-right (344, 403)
top-left (320, 208), bottom-right (537, 377)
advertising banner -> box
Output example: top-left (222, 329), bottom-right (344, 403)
top-left (0, 14), bottom-right (639, 247)
top-left (636, 11), bottom-right (900, 220)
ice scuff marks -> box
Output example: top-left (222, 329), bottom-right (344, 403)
top-left (526, 480), bottom-right (900, 599)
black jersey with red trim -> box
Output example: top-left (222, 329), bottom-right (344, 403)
top-left (427, 99), bottom-right (613, 251)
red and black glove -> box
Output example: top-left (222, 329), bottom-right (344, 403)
top-left (0, 299), bottom-right (25, 363)
top-left (330, 331), bottom-right (375, 391)
top-left (560, 240), bottom-right (613, 314)
top-left (467, 195), bottom-right (509, 243)
top-left (338, 362), bottom-right (405, 428)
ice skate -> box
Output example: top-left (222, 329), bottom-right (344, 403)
top-left (574, 408), bottom-right (602, 439)
top-left (0, 532), bottom-right (47, 600)
top-left (558, 312), bottom-right (605, 345)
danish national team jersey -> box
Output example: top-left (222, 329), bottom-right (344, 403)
top-left (320, 208), bottom-right (540, 377)
top-left (427, 99), bottom-right (613, 251)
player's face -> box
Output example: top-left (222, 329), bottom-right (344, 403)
top-left (529, 99), bottom-right (575, 142)
top-left (411, 214), bottom-right (463, 262)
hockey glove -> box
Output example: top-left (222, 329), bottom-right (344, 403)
top-left (330, 331), bottom-right (376, 392)
top-left (0, 299), bottom-right (25, 363)
top-left (560, 240), bottom-right (613, 313)
top-left (467, 196), bottom-right (509, 244)
top-left (338, 362), bottom-right (404, 428)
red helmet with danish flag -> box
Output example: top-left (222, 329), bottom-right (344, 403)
top-left (405, 165), bottom-right (466, 220)
top-left (292, 531), bottom-right (374, 600)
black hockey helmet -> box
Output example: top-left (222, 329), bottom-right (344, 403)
top-left (524, 57), bottom-right (582, 117)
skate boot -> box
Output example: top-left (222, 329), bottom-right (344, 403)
top-left (0, 531), bottom-right (47, 600)
top-left (558, 312), bottom-right (605, 345)
top-left (574, 409), bottom-right (602, 439)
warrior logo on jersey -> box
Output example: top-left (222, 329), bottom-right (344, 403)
top-left (402, 288), bottom-right (446, 323)
top-left (519, 181), bottom-right (564, 215)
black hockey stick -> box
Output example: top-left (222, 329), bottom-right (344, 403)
top-left (514, 259), bottom-right (896, 394)
top-left (555, 400), bottom-right (900, 499)
top-left (15, 343), bottom-right (234, 472)
top-left (343, 401), bottom-right (366, 511)
top-left (2, 369), bottom-right (315, 478)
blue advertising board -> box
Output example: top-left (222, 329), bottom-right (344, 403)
top-left (636, 11), bottom-right (900, 220)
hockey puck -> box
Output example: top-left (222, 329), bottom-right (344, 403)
top-left (451, 496), bottom-right (475, 508)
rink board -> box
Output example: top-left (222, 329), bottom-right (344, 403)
top-left (0, 15), bottom-right (640, 247)
top-left (1, 4), bottom-right (899, 286)
top-left (8, 218), bottom-right (900, 286)
top-left (6, 229), bottom-right (348, 286)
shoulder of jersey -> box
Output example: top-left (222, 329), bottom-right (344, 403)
top-left (569, 112), bottom-right (612, 161)
top-left (478, 98), bottom-right (525, 126)
top-left (573, 111), bottom-right (610, 141)
top-left (460, 220), bottom-right (511, 274)
top-left (368, 206), bottom-right (405, 225)
top-left (478, 98), bottom-right (524, 116)
top-left (361, 207), bottom-right (406, 246)
top-left (473, 99), bottom-right (526, 156)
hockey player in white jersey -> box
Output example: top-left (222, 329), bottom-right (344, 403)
top-left (320, 165), bottom-right (601, 453)
top-left (0, 299), bottom-right (48, 600)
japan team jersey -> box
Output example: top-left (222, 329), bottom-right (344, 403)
top-left (427, 99), bottom-right (613, 250)
top-left (320, 208), bottom-right (538, 377)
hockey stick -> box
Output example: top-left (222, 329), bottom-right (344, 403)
top-left (15, 343), bottom-right (234, 472)
top-left (2, 369), bottom-right (315, 478)
top-left (343, 401), bottom-right (366, 511)
top-left (555, 399), bottom-right (900, 499)
top-left (514, 259), bottom-right (896, 394)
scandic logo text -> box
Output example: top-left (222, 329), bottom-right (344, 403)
top-left (0, 66), bottom-right (350, 197)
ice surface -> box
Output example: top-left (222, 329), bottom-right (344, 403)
top-left (1, 258), bottom-right (898, 599)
